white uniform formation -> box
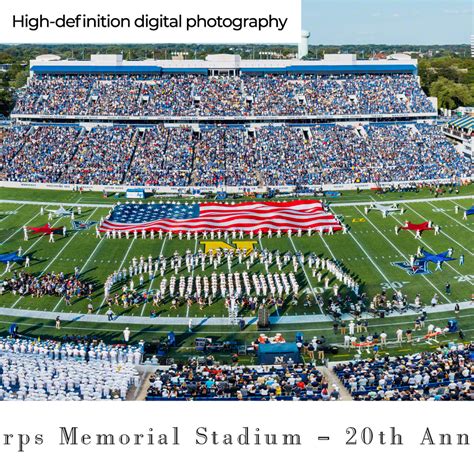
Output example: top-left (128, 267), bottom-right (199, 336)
top-left (103, 248), bottom-right (359, 301)
top-left (308, 255), bottom-right (360, 296)
top-left (0, 337), bottom-right (142, 401)
top-left (99, 228), bottom-right (345, 239)
top-left (150, 271), bottom-right (301, 300)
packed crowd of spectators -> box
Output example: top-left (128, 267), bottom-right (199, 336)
top-left (0, 125), bottom-right (137, 185)
top-left (309, 123), bottom-right (470, 184)
top-left (146, 361), bottom-right (339, 400)
top-left (301, 74), bottom-right (427, 116)
top-left (4, 71), bottom-right (465, 186)
top-left (13, 73), bottom-right (435, 117)
top-left (125, 126), bottom-right (193, 186)
top-left (0, 271), bottom-right (90, 301)
top-left (224, 128), bottom-right (259, 186)
top-left (124, 126), bottom-right (168, 185)
top-left (241, 75), bottom-right (307, 116)
top-left (0, 122), bottom-right (468, 186)
top-left (193, 128), bottom-right (226, 186)
top-left (14, 74), bottom-right (93, 116)
top-left (0, 125), bottom-right (80, 182)
top-left (63, 126), bottom-right (138, 185)
top-left (256, 126), bottom-right (322, 186)
top-left (334, 344), bottom-right (473, 400)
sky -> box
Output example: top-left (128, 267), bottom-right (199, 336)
top-left (302, 0), bottom-right (473, 44)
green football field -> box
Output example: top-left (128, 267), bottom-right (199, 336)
top-left (0, 185), bottom-right (472, 361)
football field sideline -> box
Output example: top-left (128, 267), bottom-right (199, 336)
top-left (0, 193), bottom-right (472, 209)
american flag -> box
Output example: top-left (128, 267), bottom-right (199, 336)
top-left (99, 200), bottom-right (341, 233)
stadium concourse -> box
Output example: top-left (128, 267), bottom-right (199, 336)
top-left (0, 53), bottom-right (472, 401)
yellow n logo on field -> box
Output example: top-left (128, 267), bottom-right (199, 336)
top-left (200, 241), bottom-right (257, 256)
top-left (352, 218), bottom-right (366, 223)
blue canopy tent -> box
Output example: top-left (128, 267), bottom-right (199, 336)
top-left (257, 343), bottom-right (301, 365)
top-left (466, 206), bottom-right (474, 217)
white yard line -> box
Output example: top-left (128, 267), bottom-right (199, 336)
top-left (52, 230), bottom-right (106, 312)
top-left (37, 209), bottom-right (99, 277)
top-left (449, 199), bottom-right (471, 211)
top-left (346, 225), bottom-right (396, 291)
top-left (0, 311), bottom-right (472, 334)
top-left (403, 203), bottom-right (473, 281)
top-left (96, 237), bottom-right (136, 314)
top-left (9, 216), bottom-right (68, 305)
top-left (434, 222), bottom-right (473, 255)
top-left (2, 213), bottom-right (69, 277)
top-left (318, 231), bottom-right (338, 261)
top-left (355, 207), bottom-right (453, 304)
top-left (288, 235), bottom-right (325, 316)
top-left (0, 199), bottom-right (112, 208)
top-left (0, 203), bottom-right (25, 222)
top-left (1, 198), bottom-right (91, 248)
top-left (427, 201), bottom-right (474, 236)
top-left (329, 194), bottom-right (474, 208)
top-left (0, 208), bottom-right (42, 246)
top-left (78, 237), bottom-right (106, 278)
top-left (11, 209), bottom-right (99, 308)
top-left (1, 194), bottom-right (472, 210)
top-left (447, 199), bottom-right (474, 231)
top-left (140, 237), bottom-right (167, 317)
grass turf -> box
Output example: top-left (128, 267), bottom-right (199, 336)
top-left (0, 186), bottom-right (472, 360)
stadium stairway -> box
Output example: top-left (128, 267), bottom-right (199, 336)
top-left (127, 365), bottom-right (153, 401)
top-left (322, 364), bottom-right (352, 400)
top-left (120, 128), bottom-right (140, 184)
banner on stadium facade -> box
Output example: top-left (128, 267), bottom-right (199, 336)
top-left (257, 343), bottom-right (301, 365)
top-left (0, 178), bottom-right (466, 195)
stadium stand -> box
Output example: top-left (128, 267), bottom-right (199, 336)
top-left (0, 123), bottom-right (470, 186)
top-left (333, 344), bottom-right (473, 400)
top-left (146, 362), bottom-right (339, 400)
top-left (2, 53), bottom-right (468, 189)
top-left (12, 73), bottom-right (435, 117)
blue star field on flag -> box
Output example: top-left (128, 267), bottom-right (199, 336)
top-left (111, 204), bottom-right (200, 224)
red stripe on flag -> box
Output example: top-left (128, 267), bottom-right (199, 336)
top-left (99, 200), bottom-right (341, 234)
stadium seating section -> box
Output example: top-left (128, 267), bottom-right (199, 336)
top-left (333, 345), bottom-right (473, 400)
top-left (13, 73), bottom-right (435, 117)
top-left (0, 122), bottom-right (470, 186)
top-left (146, 363), bottom-right (339, 400)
